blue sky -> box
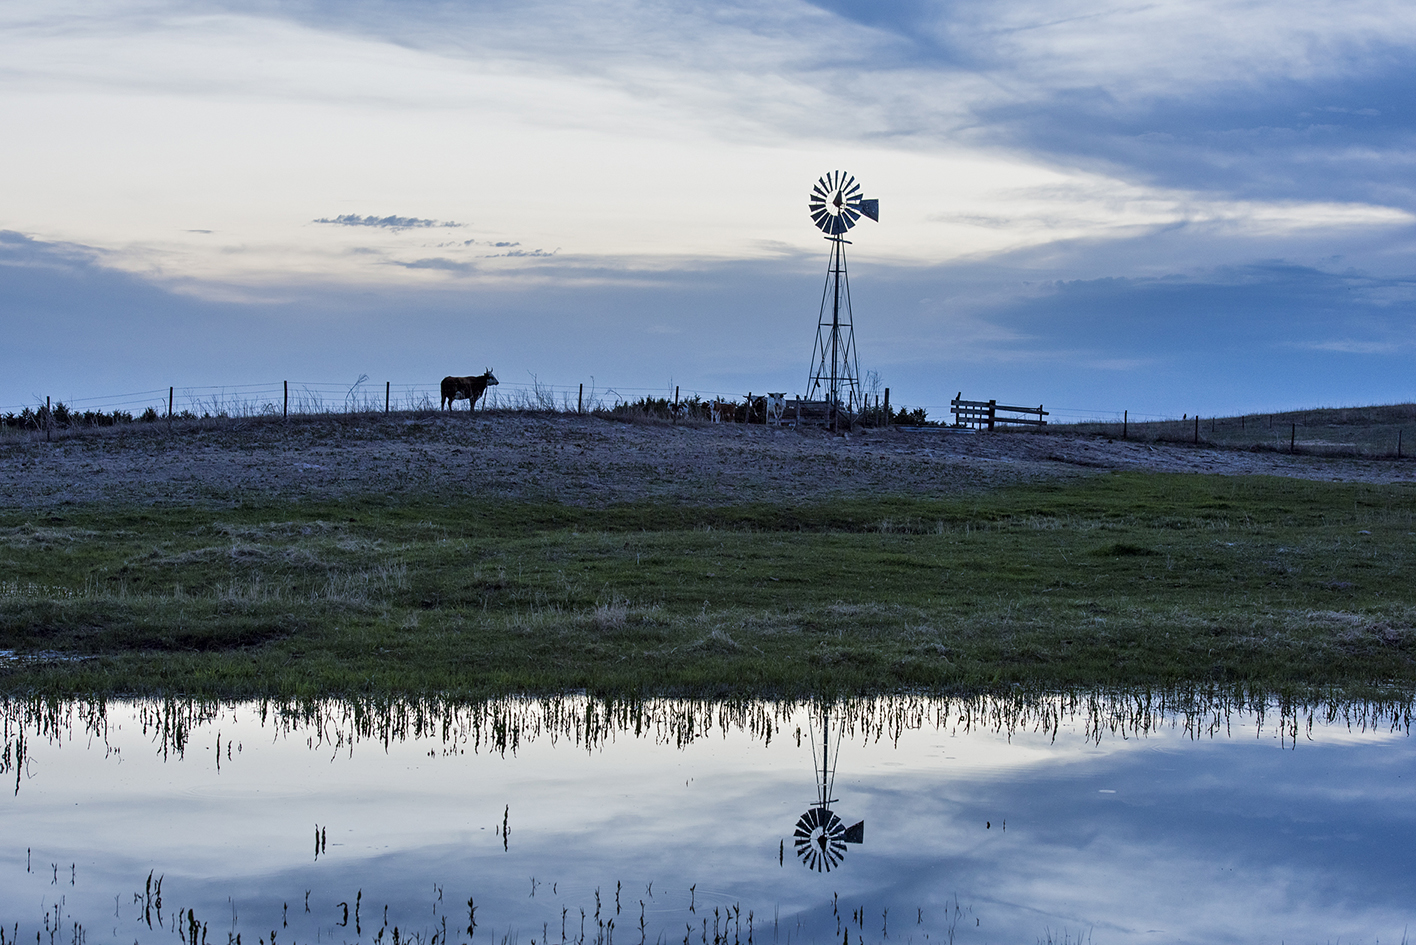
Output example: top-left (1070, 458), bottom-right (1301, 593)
top-left (2, 0), bottom-right (1414, 419)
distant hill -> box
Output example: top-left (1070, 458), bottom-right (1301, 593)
top-left (1051, 403), bottom-right (1416, 458)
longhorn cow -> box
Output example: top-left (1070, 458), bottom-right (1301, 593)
top-left (765, 393), bottom-right (786, 425)
top-left (441, 370), bottom-right (499, 411)
top-left (709, 399), bottom-right (737, 423)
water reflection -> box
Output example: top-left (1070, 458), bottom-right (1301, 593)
top-left (793, 706), bottom-right (864, 872)
top-left (2, 689), bottom-right (1414, 944)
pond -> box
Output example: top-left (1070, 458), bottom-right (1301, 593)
top-left (3, 693), bottom-right (1414, 944)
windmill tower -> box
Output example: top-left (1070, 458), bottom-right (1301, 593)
top-left (805, 171), bottom-right (878, 424)
top-left (792, 704), bottom-right (864, 872)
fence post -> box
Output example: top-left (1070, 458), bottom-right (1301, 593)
top-left (673, 385), bottom-right (679, 425)
top-left (1194, 415), bottom-right (1199, 445)
top-left (284, 381), bottom-right (289, 419)
top-left (795, 395), bottom-right (801, 428)
top-left (987, 399), bottom-right (996, 431)
top-left (168, 386), bottom-right (174, 429)
top-left (578, 383), bottom-right (583, 415)
top-left (1123, 409), bottom-right (1127, 439)
top-left (45, 395), bottom-right (51, 442)
top-left (385, 381), bottom-right (390, 414)
top-left (883, 388), bottom-right (890, 428)
top-left (747, 391), bottom-right (753, 424)
top-left (1399, 430), bottom-right (1404, 459)
top-left (1290, 422), bottom-right (1296, 453)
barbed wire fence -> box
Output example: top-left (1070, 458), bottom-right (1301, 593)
top-left (0, 375), bottom-right (1198, 430)
top-left (1, 375), bottom-right (836, 432)
top-left (6, 376), bottom-right (1334, 434)
top-left (2, 378), bottom-right (1409, 457)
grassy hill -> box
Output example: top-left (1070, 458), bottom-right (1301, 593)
top-left (1050, 402), bottom-right (1416, 458)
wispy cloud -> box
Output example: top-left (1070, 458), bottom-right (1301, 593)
top-left (1294, 339), bottom-right (1406, 354)
top-left (314, 214), bottom-right (463, 231)
top-left (391, 257), bottom-right (475, 272)
top-left (483, 248), bottom-right (557, 258)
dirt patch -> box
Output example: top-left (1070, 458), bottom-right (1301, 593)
top-left (2, 412), bottom-right (1413, 510)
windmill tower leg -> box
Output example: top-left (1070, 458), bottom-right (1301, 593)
top-left (808, 236), bottom-right (860, 428)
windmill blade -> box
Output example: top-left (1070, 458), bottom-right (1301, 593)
top-left (809, 172), bottom-right (874, 235)
top-left (843, 821), bottom-right (864, 843)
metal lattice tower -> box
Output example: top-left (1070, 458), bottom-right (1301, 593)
top-left (805, 171), bottom-right (877, 420)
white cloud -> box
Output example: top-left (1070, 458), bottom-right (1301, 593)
top-left (0, 0), bottom-right (1411, 293)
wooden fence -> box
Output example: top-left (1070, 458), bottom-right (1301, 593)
top-left (950, 393), bottom-right (1048, 429)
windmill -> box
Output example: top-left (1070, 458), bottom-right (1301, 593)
top-left (792, 704), bottom-right (864, 872)
top-left (805, 171), bottom-right (878, 427)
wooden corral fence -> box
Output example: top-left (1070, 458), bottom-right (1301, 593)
top-left (788, 398), bottom-right (828, 427)
top-left (951, 393), bottom-right (1048, 430)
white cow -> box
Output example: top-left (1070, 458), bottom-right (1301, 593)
top-left (765, 393), bottom-right (786, 426)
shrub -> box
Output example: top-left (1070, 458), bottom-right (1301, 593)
top-left (891, 406), bottom-right (933, 426)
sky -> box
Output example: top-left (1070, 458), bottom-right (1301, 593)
top-left (2, 0), bottom-right (1415, 420)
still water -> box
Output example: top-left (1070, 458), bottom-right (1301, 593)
top-left (3, 693), bottom-right (1414, 944)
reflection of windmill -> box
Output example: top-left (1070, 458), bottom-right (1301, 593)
top-left (805, 171), bottom-right (878, 426)
top-left (793, 705), bottom-right (864, 872)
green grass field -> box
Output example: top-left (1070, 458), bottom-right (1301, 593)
top-left (2, 471), bottom-right (1414, 699)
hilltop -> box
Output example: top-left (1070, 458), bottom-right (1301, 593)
top-left (3, 406), bottom-right (1414, 510)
